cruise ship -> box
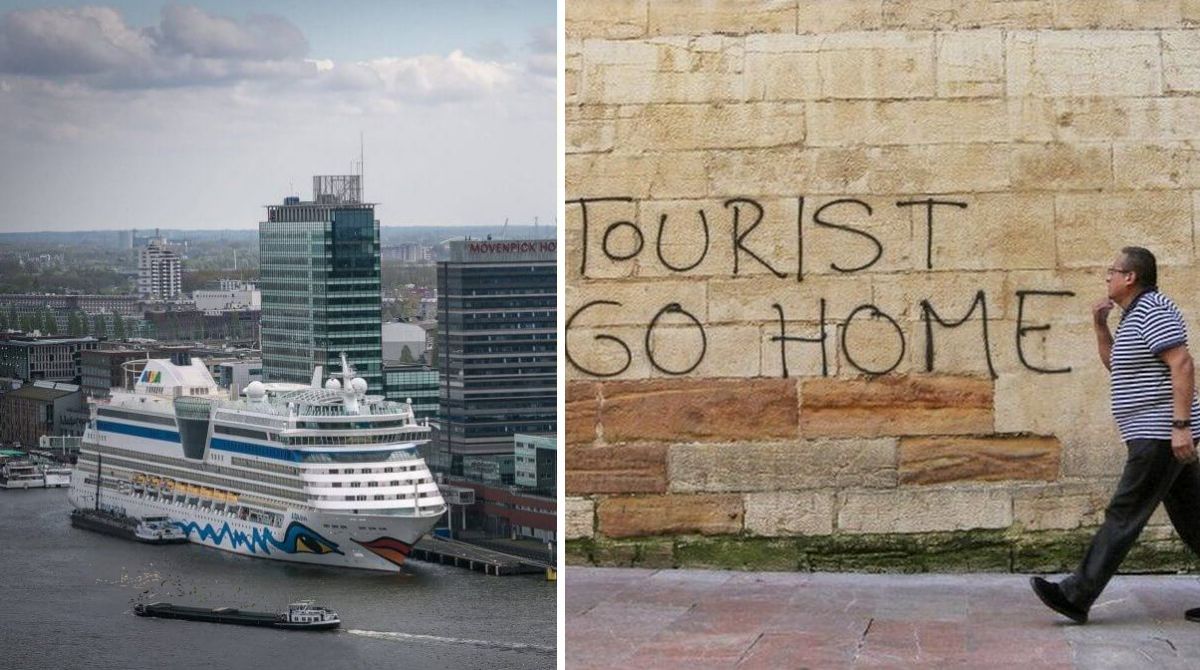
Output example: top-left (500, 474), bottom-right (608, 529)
top-left (67, 354), bottom-right (446, 571)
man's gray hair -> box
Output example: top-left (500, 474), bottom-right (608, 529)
top-left (1120, 246), bottom-right (1157, 289)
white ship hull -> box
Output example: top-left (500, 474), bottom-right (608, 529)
top-left (68, 470), bottom-right (438, 572)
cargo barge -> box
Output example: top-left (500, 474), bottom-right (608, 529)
top-left (133, 601), bottom-right (340, 630)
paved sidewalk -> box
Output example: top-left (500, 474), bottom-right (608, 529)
top-left (567, 568), bottom-right (1200, 669)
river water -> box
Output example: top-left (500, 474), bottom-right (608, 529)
top-left (0, 489), bottom-right (555, 670)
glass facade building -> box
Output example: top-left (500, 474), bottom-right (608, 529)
top-left (436, 239), bottom-right (557, 467)
top-left (383, 364), bottom-right (438, 421)
top-left (259, 176), bottom-right (383, 394)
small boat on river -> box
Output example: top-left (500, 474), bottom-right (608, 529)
top-left (133, 600), bottom-right (340, 630)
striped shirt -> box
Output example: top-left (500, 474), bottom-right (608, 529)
top-left (1110, 289), bottom-right (1200, 441)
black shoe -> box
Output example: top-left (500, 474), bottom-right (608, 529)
top-left (1030, 576), bottom-right (1088, 624)
top-left (1186, 607), bottom-right (1200, 622)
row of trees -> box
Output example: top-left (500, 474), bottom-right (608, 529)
top-left (0, 307), bottom-right (128, 338)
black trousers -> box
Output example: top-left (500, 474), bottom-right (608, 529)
top-left (1060, 438), bottom-right (1200, 610)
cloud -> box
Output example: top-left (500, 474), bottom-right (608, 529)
top-left (0, 5), bottom-right (548, 108)
top-left (0, 4), bottom-right (308, 88)
top-left (150, 5), bottom-right (307, 60)
top-left (374, 50), bottom-right (516, 102)
top-left (527, 25), bottom-right (555, 54)
top-left (0, 6), bottom-right (152, 77)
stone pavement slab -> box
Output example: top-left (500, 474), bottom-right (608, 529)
top-left (566, 568), bottom-right (1200, 669)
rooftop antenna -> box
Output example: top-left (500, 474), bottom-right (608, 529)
top-left (501, 217), bottom-right (509, 240)
top-left (359, 131), bottom-right (365, 199)
top-left (533, 216), bottom-right (539, 239)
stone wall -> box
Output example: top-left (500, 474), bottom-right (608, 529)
top-left (564, 0), bottom-right (1200, 571)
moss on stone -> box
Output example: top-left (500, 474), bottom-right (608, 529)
top-left (575, 528), bottom-right (1200, 574)
top-left (590, 537), bottom-right (676, 569)
top-left (675, 536), bottom-right (802, 570)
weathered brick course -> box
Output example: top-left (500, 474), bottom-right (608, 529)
top-left (597, 494), bottom-right (744, 538)
top-left (898, 435), bottom-right (1061, 485)
top-left (568, 443), bottom-right (668, 494)
top-left (600, 378), bottom-right (799, 443)
top-left (799, 376), bottom-right (994, 437)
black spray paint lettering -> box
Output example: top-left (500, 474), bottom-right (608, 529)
top-left (568, 196), bottom-right (969, 279)
top-left (1015, 290), bottom-right (1076, 374)
top-left (567, 292), bottom-right (1078, 379)
top-left (921, 290), bottom-right (997, 380)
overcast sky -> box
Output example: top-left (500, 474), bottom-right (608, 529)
top-left (0, 1), bottom-right (556, 232)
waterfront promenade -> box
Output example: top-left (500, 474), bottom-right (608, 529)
top-left (567, 568), bottom-right (1200, 669)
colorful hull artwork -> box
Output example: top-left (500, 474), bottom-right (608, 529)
top-left (175, 520), bottom-right (343, 556)
top-left (354, 537), bottom-right (414, 567)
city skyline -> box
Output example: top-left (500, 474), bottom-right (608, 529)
top-left (0, 1), bottom-right (556, 233)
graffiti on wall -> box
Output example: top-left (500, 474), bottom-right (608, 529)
top-left (567, 196), bottom-right (1076, 379)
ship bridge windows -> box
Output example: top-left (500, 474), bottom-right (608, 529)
top-left (298, 449), bottom-right (418, 463)
top-left (214, 424), bottom-right (271, 441)
top-left (95, 408), bottom-right (177, 427)
top-left (280, 432), bottom-right (423, 447)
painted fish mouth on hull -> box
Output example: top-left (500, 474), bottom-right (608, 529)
top-left (354, 537), bottom-right (413, 567)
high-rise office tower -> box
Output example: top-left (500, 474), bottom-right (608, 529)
top-left (436, 239), bottom-right (557, 470)
top-left (137, 237), bottom-right (182, 300)
top-left (259, 175), bottom-right (383, 393)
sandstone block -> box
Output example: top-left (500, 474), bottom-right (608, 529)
top-left (1055, 191), bottom-right (1193, 268)
top-left (936, 30), bottom-right (1004, 97)
top-left (615, 102), bottom-right (804, 152)
top-left (837, 488), bottom-right (1013, 533)
top-left (835, 316), bottom-right (917, 378)
top-left (882, 0), bottom-right (1054, 29)
top-left (708, 147), bottom-right (872, 196)
top-left (632, 198), bottom-right (734, 280)
top-left (797, 0), bottom-right (883, 33)
top-left (1011, 143), bottom-right (1112, 190)
top-left (1113, 142), bottom-right (1200, 189)
top-left (668, 439), bottom-right (898, 493)
top-left (647, 323), bottom-right (764, 379)
top-left (567, 497), bottom-right (596, 540)
top-left (566, 119), bottom-right (617, 154)
top-left (992, 367), bottom-right (1125, 478)
top-left (1006, 31), bottom-right (1161, 98)
top-left (898, 435), bottom-right (1061, 484)
top-left (744, 35), bottom-right (822, 101)
top-left (868, 144), bottom-right (1011, 193)
top-left (567, 443), bottom-right (668, 494)
top-left (708, 275), bottom-right (874, 325)
top-left (647, 0), bottom-right (796, 35)
top-left (1052, 0), bottom-right (1182, 29)
top-left (1011, 481), bottom-right (1113, 531)
top-left (601, 378), bottom-right (799, 443)
top-left (597, 494), bottom-right (744, 538)
top-left (567, 280), bottom-right (708, 327)
top-left (1009, 97), bottom-right (1200, 143)
top-left (807, 100), bottom-right (1010, 147)
top-left (818, 32), bottom-right (936, 99)
top-left (565, 326), bottom-right (654, 381)
top-left (744, 491), bottom-right (836, 536)
top-left (1001, 269), bottom-right (1115, 323)
top-left (871, 270), bottom-right (1009, 322)
top-left (896, 193), bottom-right (1055, 272)
top-left (800, 375), bottom-right (994, 437)
top-left (566, 151), bottom-right (709, 202)
top-left (566, 0), bottom-right (648, 39)
top-left (567, 381), bottom-right (601, 444)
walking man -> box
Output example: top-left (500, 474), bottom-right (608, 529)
top-left (1031, 246), bottom-right (1200, 624)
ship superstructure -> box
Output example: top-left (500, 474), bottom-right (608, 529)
top-left (68, 354), bottom-right (445, 571)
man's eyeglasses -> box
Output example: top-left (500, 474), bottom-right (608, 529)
top-left (1106, 267), bottom-right (1132, 277)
